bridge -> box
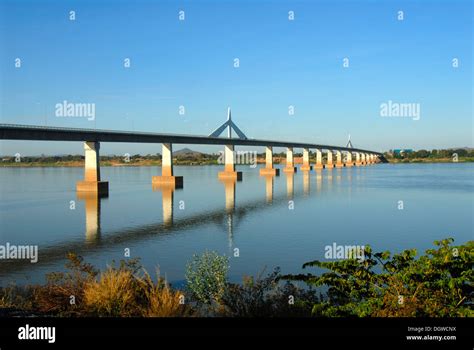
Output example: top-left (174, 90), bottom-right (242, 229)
top-left (0, 114), bottom-right (383, 196)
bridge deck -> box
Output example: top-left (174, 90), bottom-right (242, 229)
top-left (0, 124), bottom-right (382, 155)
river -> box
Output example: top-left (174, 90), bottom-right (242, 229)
top-left (0, 163), bottom-right (472, 286)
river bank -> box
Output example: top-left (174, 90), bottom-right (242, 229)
top-left (1, 157), bottom-right (473, 167)
top-left (0, 239), bottom-right (471, 317)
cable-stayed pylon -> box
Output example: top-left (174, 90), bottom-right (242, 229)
top-left (209, 107), bottom-right (248, 140)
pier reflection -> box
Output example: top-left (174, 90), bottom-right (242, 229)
top-left (303, 171), bottom-right (310, 195)
top-left (3, 168), bottom-right (349, 275)
top-left (336, 168), bottom-right (342, 184)
top-left (286, 172), bottom-right (294, 199)
top-left (221, 179), bottom-right (236, 213)
top-left (220, 178), bottom-right (237, 248)
top-left (326, 169), bottom-right (333, 190)
top-left (264, 175), bottom-right (274, 203)
top-left (315, 170), bottom-right (322, 193)
top-left (77, 192), bottom-right (106, 243)
top-left (152, 184), bottom-right (180, 227)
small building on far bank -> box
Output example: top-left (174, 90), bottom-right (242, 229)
top-left (393, 149), bottom-right (413, 156)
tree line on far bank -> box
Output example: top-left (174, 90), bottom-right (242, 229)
top-left (384, 148), bottom-right (474, 161)
top-left (1, 148), bottom-right (473, 164)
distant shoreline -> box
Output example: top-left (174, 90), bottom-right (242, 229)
top-left (1, 158), bottom-right (473, 168)
top-left (2, 148), bottom-right (473, 168)
top-left (386, 158), bottom-right (474, 164)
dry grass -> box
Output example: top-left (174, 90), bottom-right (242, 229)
top-left (138, 272), bottom-right (191, 317)
top-left (77, 258), bottom-right (192, 317)
top-left (1, 254), bottom-right (193, 317)
top-left (32, 253), bottom-right (97, 315)
top-left (83, 268), bottom-right (137, 316)
top-left (0, 285), bottom-right (33, 310)
top-left (83, 267), bottom-right (192, 317)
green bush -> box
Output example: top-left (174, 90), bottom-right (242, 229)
top-left (221, 268), bottom-right (316, 317)
top-left (185, 251), bottom-right (229, 305)
top-left (282, 238), bottom-right (473, 317)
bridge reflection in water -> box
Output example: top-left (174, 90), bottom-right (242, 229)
top-left (79, 167), bottom-right (356, 244)
top-left (0, 168), bottom-right (359, 276)
top-left (286, 173), bottom-right (294, 199)
top-left (220, 179), bottom-right (237, 249)
top-left (152, 183), bottom-right (181, 227)
top-left (77, 192), bottom-right (103, 244)
top-left (303, 171), bottom-right (310, 196)
top-left (264, 175), bottom-right (274, 204)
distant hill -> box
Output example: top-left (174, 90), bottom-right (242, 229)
top-left (173, 148), bottom-right (205, 157)
top-left (447, 147), bottom-right (473, 151)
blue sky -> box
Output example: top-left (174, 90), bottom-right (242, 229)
top-left (0, 0), bottom-right (472, 155)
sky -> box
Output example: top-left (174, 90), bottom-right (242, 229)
top-left (0, 0), bottom-right (472, 155)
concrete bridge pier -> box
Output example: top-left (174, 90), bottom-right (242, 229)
top-left (76, 141), bottom-right (109, 195)
top-left (366, 153), bottom-right (372, 165)
top-left (344, 151), bottom-right (353, 167)
top-left (283, 147), bottom-right (297, 173)
top-left (259, 146), bottom-right (280, 176)
top-left (335, 150), bottom-right (344, 168)
top-left (314, 149), bottom-right (324, 169)
top-left (355, 152), bottom-right (362, 166)
top-left (326, 150), bottom-right (334, 168)
top-left (152, 143), bottom-right (184, 188)
top-left (218, 145), bottom-right (242, 181)
top-left (360, 153), bottom-right (366, 165)
top-left (300, 148), bottom-right (313, 171)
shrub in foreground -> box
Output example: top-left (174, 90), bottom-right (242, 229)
top-left (282, 238), bottom-right (473, 317)
top-left (30, 255), bottom-right (191, 317)
top-left (220, 268), bottom-right (316, 317)
top-left (0, 238), bottom-right (471, 317)
top-left (33, 253), bottom-right (98, 315)
top-left (83, 260), bottom-right (191, 317)
top-left (185, 251), bottom-right (229, 305)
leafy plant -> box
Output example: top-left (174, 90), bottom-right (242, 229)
top-left (185, 251), bottom-right (229, 305)
top-left (221, 268), bottom-right (316, 317)
top-left (282, 238), bottom-right (473, 317)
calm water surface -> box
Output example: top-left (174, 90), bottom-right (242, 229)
top-left (0, 163), bottom-right (473, 286)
